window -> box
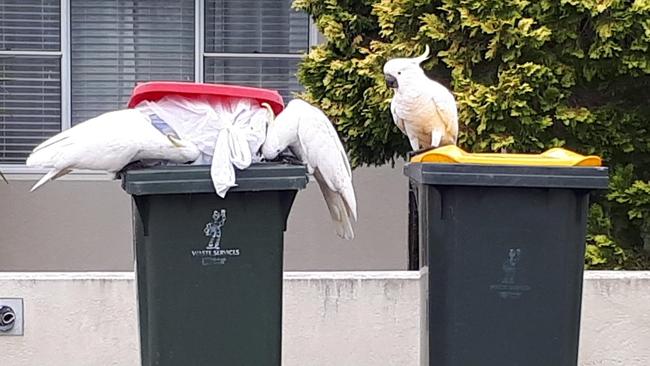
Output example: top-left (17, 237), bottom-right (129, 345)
top-left (202, 0), bottom-right (309, 100)
top-left (0, 0), bottom-right (311, 166)
top-left (0, 0), bottom-right (62, 164)
top-left (70, 0), bottom-right (195, 124)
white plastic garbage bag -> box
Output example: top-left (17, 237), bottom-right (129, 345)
top-left (135, 95), bottom-right (269, 198)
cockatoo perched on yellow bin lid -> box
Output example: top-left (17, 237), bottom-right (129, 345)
top-left (26, 109), bottom-right (200, 191)
top-left (261, 99), bottom-right (358, 240)
top-left (383, 45), bottom-right (459, 152)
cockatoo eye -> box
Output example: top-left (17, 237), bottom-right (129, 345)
top-left (397, 71), bottom-right (401, 75)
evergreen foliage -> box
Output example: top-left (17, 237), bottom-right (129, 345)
top-left (294, 0), bottom-right (650, 268)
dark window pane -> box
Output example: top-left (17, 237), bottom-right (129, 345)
top-left (204, 57), bottom-right (302, 101)
top-left (0, 0), bottom-right (61, 51)
top-left (70, 0), bottom-right (195, 124)
top-left (205, 0), bottom-right (309, 54)
top-left (0, 56), bottom-right (61, 164)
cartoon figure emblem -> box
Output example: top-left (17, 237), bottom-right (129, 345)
top-left (501, 248), bottom-right (521, 284)
top-left (204, 209), bottom-right (226, 250)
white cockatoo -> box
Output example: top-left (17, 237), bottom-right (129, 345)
top-left (260, 99), bottom-right (358, 240)
top-left (383, 45), bottom-right (459, 151)
top-left (26, 109), bottom-right (201, 191)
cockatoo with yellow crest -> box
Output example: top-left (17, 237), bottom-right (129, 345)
top-left (383, 45), bottom-right (459, 151)
top-left (260, 99), bottom-right (358, 240)
top-left (26, 109), bottom-right (201, 192)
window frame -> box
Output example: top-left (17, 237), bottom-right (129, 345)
top-left (2, 0), bottom-right (315, 179)
top-left (0, 0), bottom-right (69, 176)
top-left (200, 0), bottom-right (313, 100)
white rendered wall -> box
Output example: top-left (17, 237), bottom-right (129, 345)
top-left (578, 271), bottom-right (650, 366)
top-left (0, 271), bottom-right (648, 366)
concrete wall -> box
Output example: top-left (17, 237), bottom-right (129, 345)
top-left (579, 271), bottom-right (650, 366)
top-left (0, 161), bottom-right (408, 271)
top-left (0, 271), bottom-right (648, 366)
top-left (0, 272), bottom-right (138, 366)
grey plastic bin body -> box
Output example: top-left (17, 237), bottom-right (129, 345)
top-left (404, 163), bottom-right (608, 366)
top-left (121, 163), bottom-right (307, 366)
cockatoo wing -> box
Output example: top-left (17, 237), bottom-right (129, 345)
top-left (391, 97), bottom-right (423, 151)
top-left (26, 109), bottom-right (200, 191)
top-left (313, 169), bottom-right (355, 240)
top-left (26, 111), bottom-right (146, 191)
top-left (436, 103), bottom-right (458, 144)
top-left (390, 99), bottom-right (407, 136)
top-left (29, 168), bottom-right (73, 192)
top-left (27, 110), bottom-right (145, 171)
top-left (429, 91), bottom-right (459, 144)
top-left (291, 100), bottom-right (357, 239)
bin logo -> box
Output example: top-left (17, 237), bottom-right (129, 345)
top-left (489, 248), bottom-right (531, 299)
top-left (204, 209), bottom-right (226, 250)
top-left (190, 209), bottom-right (241, 265)
top-left (502, 248), bottom-right (521, 285)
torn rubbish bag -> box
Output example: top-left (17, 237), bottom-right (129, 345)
top-left (135, 95), bottom-right (268, 197)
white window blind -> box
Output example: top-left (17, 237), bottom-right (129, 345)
top-left (204, 57), bottom-right (301, 99)
top-left (1, 1), bottom-right (311, 166)
top-left (70, 0), bottom-right (195, 124)
top-left (0, 0), bottom-right (61, 164)
top-left (204, 0), bottom-right (309, 100)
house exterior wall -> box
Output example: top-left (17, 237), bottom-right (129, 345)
top-left (0, 161), bottom-right (408, 271)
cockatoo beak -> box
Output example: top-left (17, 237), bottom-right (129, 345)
top-left (414, 45), bottom-right (431, 64)
top-left (384, 74), bottom-right (398, 88)
top-left (261, 102), bottom-right (275, 124)
top-left (167, 134), bottom-right (186, 148)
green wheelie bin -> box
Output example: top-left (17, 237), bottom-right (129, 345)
top-left (404, 145), bottom-right (609, 366)
top-left (121, 163), bottom-right (307, 366)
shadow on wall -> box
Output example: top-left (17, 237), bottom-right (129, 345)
top-left (0, 160), bottom-right (409, 271)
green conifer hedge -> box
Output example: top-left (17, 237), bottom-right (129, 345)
top-left (293, 0), bottom-right (650, 269)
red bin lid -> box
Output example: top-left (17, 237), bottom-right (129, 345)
top-left (127, 81), bottom-right (285, 115)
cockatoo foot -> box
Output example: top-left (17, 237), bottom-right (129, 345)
top-left (267, 153), bottom-right (304, 166)
top-left (407, 146), bottom-right (437, 159)
top-left (114, 161), bottom-right (155, 179)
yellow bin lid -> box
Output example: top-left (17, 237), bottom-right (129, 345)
top-left (410, 145), bottom-right (602, 167)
